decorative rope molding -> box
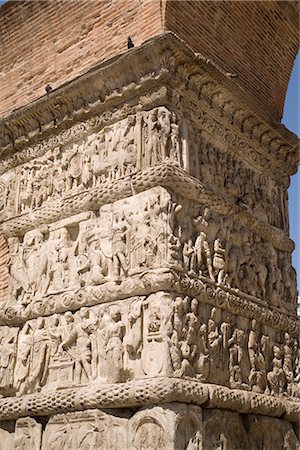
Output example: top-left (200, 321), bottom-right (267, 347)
top-left (1, 270), bottom-right (298, 336)
top-left (0, 377), bottom-right (298, 423)
top-left (0, 163), bottom-right (293, 253)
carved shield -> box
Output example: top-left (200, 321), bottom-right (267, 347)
top-left (141, 333), bottom-right (164, 376)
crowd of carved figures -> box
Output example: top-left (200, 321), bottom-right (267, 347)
top-left (1, 107), bottom-right (185, 217)
top-left (197, 134), bottom-right (289, 231)
top-left (7, 189), bottom-right (296, 313)
top-left (0, 107), bottom-right (288, 233)
top-left (172, 197), bottom-right (296, 311)
top-left (7, 188), bottom-right (173, 304)
top-left (0, 294), bottom-right (299, 398)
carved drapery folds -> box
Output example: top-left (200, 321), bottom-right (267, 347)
top-left (0, 292), bottom-right (299, 400)
top-left (3, 188), bottom-right (296, 316)
top-left (0, 33), bottom-right (298, 448)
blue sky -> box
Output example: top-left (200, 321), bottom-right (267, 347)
top-left (282, 51), bottom-right (300, 290)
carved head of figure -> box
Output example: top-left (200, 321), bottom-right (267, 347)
top-left (260, 335), bottom-right (269, 353)
top-left (51, 314), bottom-right (60, 327)
top-left (35, 229), bottom-right (44, 245)
top-left (232, 329), bottom-right (244, 346)
top-left (127, 115), bottom-right (135, 127)
top-left (35, 317), bottom-right (44, 329)
top-left (64, 311), bottom-right (74, 325)
top-left (191, 298), bottom-right (199, 314)
top-left (251, 319), bottom-right (259, 332)
top-left (284, 333), bottom-right (292, 345)
top-left (79, 308), bottom-right (89, 320)
top-left (150, 109), bottom-right (158, 123)
top-left (199, 323), bottom-right (207, 336)
top-left (174, 297), bottom-right (184, 314)
top-left (110, 305), bottom-right (121, 323)
top-left (273, 346), bottom-right (282, 359)
top-left (214, 238), bottom-right (222, 251)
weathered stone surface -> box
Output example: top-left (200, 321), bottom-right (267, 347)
top-left (0, 5), bottom-right (299, 448)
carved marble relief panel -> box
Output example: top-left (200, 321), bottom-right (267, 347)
top-left (4, 185), bottom-right (296, 315)
top-left (0, 106), bottom-right (290, 246)
top-left (0, 294), bottom-right (296, 398)
top-left (6, 187), bottom-right (175, 306)
top-left (1, 114), bottom-right (138, 218)
top-left (0, 407), bottom-right (298, 449)
top-left (171, 196), bottom-right (296, 312)
top-left (196, 130), bottom-right (289, 232)
top-left (42, 410), bottom-right (128, 450)
top-left (0, 107), bottom-right (189, 221)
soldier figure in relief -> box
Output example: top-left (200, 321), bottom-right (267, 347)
top-left (0, 329), bottom-right (16, 395)
top-left (59, 308), bottom-right (96, 383)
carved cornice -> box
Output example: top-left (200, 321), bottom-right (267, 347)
top-left (171, 53), bottom-right (299, 177)
top-left (0, 33), bottom-right (298, 179)
top-left (0, 377), bottom-right (298, 423)
top-left (1, 269), bottom-right (298, 336)
top-left (0, 163), bottom-right (293, 253)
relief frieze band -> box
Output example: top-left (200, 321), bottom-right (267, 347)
top-left (0, 272), bottom-right (298, 336)
top-left (0, 291), bottom-right (299, 401)
top-left (0, 30), bottom-right (298, 444)
top-left (0, 186), bottom-right (296, 323)
top-left (0, 163), bottom-right (293, 254)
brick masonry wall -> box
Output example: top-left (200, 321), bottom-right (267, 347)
top-left (165, 0), bottom-right (299, 121)
top-left (1, 0), bottom-right (298, 120)
top-left (0, 0), bottom-right (164, 117)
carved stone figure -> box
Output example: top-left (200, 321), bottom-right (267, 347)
top-left (213, 238), bottom-right (226, 284)
top-left (59, 308), bottom-right (96, 383)
top-left (27, 317), bottom-right (50, 393)
top-left (0, 328), bottom-right (17, 396)
top-left (103, 305), bottom-right (125, 383)
top-left (207, 308), bottom-right (222, 380)
top-left (126, 298), bottom-right (143, 360)
top-left (267, 346), bottom-right (285, 395)
top-left (112, 213), bottom-right (129, 278)
top-left (282, 332), bottom-right (294, 395)
top-left (228, 328), bottom-right (248, 389)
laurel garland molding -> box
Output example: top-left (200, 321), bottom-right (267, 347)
top-left (0, 377), bottom-right (298, 423)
